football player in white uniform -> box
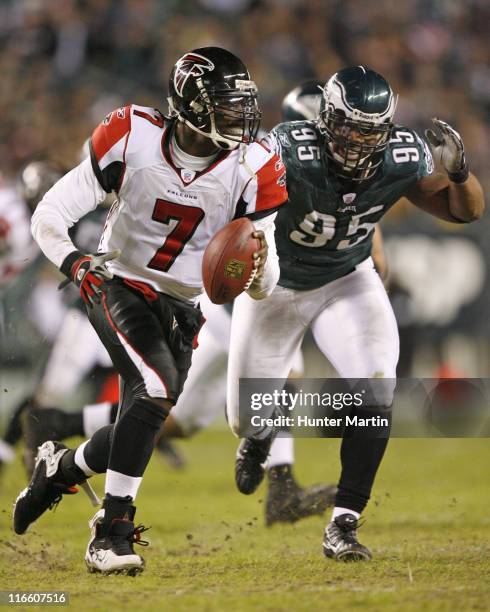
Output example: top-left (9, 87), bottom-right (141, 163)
top-left (0, 167), bottom-right (40, 293)
top-left (227, 66), bottom-right (484, 561)
top-left (12, 47), bottom-right (288, 576)
top-left (16, 83), bottom-right (340, 527)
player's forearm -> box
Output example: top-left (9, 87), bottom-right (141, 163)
top-left (31, 209), bottom-right (77, 268)
top-left (247, 255), bottom-right (280, 299)
top-left (247, 214), bottom-right (280, 299)
top-left (447, 172), bottom-right (484, 223)
top-left (31, 158), bottom-right (106, 267)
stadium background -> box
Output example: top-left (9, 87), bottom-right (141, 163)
top-left (0, 2), bottom-right (489, 610)
top-left (1, 0), bottom-right (489, 381)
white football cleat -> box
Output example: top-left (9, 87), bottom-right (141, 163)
top-left (85, 506), bottom-right (149, 576)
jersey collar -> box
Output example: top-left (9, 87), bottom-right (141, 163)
top-left (161, 121), bottom-right (231, 186)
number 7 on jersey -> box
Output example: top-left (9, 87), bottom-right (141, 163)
top-left (147, 199), bottom-right (204, 272)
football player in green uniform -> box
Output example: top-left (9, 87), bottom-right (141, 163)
top-left (228, 66), bottom-right (484, 561)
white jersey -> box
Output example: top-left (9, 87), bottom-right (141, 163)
top-left (0, 182), bottom-right (38, 288)
top-left (32, 105), bottom-right (287, 302)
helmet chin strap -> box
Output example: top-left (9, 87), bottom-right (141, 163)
top-left (167, 94), bottom-right (244, 151)
top-left (171, 109), bottom-right (239, 151)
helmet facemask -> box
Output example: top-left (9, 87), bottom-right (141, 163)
top-left (320, 109), bottom-right (393, 180)
top-left (318, 68), bottom-right (397, 181)
top-left (169, 77), bottom-right (261, 150)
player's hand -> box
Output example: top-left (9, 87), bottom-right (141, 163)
top-left (71, 250), bottom-right (120, 307)
top-left (252, 230), bottom-right (268, 280)
top-left (425, 118), bottom-right (468, 179)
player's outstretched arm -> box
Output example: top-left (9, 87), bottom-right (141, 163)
top-left (405, 118), bottom-right (484, 223)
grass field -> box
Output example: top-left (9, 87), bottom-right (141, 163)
top-left (0, 431), bottom-right (489, 611)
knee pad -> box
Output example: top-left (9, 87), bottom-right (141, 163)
top-left (126, 398), bottom-right (170, 430)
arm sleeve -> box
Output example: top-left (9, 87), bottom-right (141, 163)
top-left (31, 157), bottom-right (107, 268)
top-left (245, 212), bottom-right (280, 300)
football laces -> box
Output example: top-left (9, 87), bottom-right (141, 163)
top-left (243, 261), bottom-right (259, 290)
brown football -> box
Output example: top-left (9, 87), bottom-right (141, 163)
top-left (202, 218), bottom-right (260, 304)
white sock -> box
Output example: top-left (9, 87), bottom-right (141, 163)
top-left (83, 401), bottom-right (112, 437)
top-left (74, 440), bottom-right (96, 477)
top-left (332, 506), bottom-right (361, 521)
top-left (267, 435), bottom-right (294, 468)
top-left (0, 440), bottom-right (15, 463)
top-left (105, 469), bottom-right (142, 500)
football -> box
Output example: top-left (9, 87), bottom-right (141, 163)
top-left (202, 217), bottom-right (260, 304)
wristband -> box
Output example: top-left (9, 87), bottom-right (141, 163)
top-left (448, 164), bottom-right (469, 184)
top-left (60, 250), bottom-right (84, 279)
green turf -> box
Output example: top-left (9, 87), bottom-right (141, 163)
top-left (0, 433), bottom-right (489, 611)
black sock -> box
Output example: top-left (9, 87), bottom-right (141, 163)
top-left (335, 406), bottom-right (392, 514)
top-left (108, 398), bottom-right (169, 477)
top-left (59, 449), bottom-right (88, 485)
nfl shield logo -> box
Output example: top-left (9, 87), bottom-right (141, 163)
top-left (343, 193), bottom-right (356, 204)
top-left (181, 169), bottom-right (196, 183)
top-left (224, 259), bottom-right (246, 279)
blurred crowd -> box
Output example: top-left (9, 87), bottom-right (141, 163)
top-left (0, 0), bottom-right (489, 376)
top-left (0, 0), bottom-right (489, 189)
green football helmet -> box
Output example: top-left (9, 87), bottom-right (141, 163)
top-left (281, 80), bottom-right (323, 121)
top-left (319, 66), bottom-right (397, 180)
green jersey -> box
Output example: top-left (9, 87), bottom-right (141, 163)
top-left (267, 121), bottom-right (433, 290)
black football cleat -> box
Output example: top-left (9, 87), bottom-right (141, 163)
top-left (13, 441), bottom-right (79, 535)
top-left (85, 499), bottom-right (149, 576)
top-left (265, 465), bottom-right (337, 526)
top-left (323, 513), bottom-right (372, 562)
top-left (235, 436), bottom-right (273, 495)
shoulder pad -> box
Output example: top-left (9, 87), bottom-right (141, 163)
top-left (239, 142), bottom-right (287, 215)
top-left (91, 105), bottom-right (132, 167)
top-left (387, 125), bottom-right (433, 177)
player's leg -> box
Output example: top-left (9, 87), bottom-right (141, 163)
top-left (155, 298), bottom-right (231, 466)
top-left (20, 310), bottom-right (111, 472)
top-left (227, 287), bottom-right (306, 494)
top-left (0, 309), bottom-right (99, 471)
top-left (14, 280), bottom-right (201, 575)
top-left (310, 261), bottom-right (399, 560)
top-left (265, 370), bottom-right (336, 526)
top-left (81, 281), bottom-right (200, 575)
top-left (35, 308), bottom-right (108, 406)
top-left (160, 324), bottom-right (228, 438)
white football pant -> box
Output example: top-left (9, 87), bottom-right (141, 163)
top-left (226, 258), bottom-right (399, 435)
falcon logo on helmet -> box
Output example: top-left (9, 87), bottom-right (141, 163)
top-left (168, 46), bottom-right (261, 150)
top-left (173, 53), bottom-right (215, 97)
